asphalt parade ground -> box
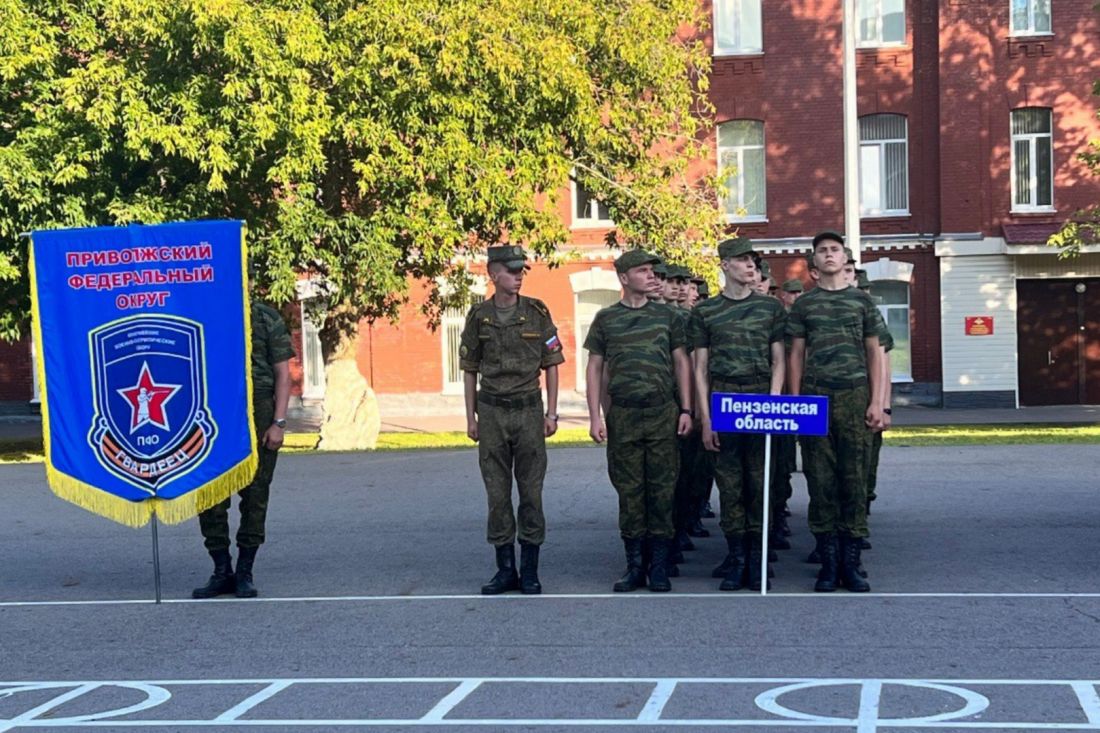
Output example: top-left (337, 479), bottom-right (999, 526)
top-left (2, 443), bottom-right (1100, 731)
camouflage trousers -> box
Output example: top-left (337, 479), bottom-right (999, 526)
top-left (199, 395), bottom-right (279, 552)
top-left (712, 381), bottom-right (768, 537)
top-left (606, 400), bottom-right (679, 540)
top-left (674, 431), bottom-right (702, 533)
top-left (866, 429), bottom-right (884, 503)
top-left (476, 400), bottom-right (547, 547)
top-left (770, 434), bottom-right (796, 513)
top-left (801, 384), bottom-right (870, 539)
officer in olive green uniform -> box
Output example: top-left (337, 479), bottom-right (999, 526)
top-left (194, 298), bottom-right (294, 599)
top-left (460, 245), bottom-right (565, 596)
top-left (585, 249), bottom-right (694, 593)
top-left (857, 268), bottom-right (893, 541)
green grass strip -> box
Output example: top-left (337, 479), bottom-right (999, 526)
top-left (2, 423), bottom-right (1099, 463)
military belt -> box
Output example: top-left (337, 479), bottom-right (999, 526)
top-left (477, 391), bottom-right (542, 409)
top-left (610, 395), bottom-right (674, 409)
top-left (712, 375), bottom-right (770, 389)
top-left (802, 376), bottom-right (868, 390)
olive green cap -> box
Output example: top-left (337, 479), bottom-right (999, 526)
top-left (758, 260), bottom-right (771, 279)
top-left (696, 280), bottom-right (710, 297)
top-left (668, 265), bottom-right (691, 281)
top-left (487, 245), bottom-right (528, 270)
top-left (652, 257), bottom-right (668, 277)
top-left (843, 247), bottom-right (857, 264)
top-left (717, 236), bottom-right (753, 259)
top-left (856, 269), bottom-right (872, 288)
top-left (781, 278), bottom-right (804, 293)
top-left (812, 230), bottom-right (845, 249)
top-left (614, 248), bottom-right (661, 274)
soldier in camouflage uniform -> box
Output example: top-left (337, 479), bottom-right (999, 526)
top-left (692, 237), bottom-right (786, 591)
top-left (856, 268), bottom-right (893, 546)
top-left (769, 278), bottom-right (805, 551)
top-left (460, 245), bottom-right (565, 596)
top-left (194, 294), bottom-right (294, 599)
top-left (787, 231), bottom-right (884, 593)
top-left (585, 249), bottom-right (694, 593)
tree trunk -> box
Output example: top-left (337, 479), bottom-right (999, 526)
top-left (318, 330), bottom-right (381, 451)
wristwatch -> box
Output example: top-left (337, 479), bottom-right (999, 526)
top-left (273, 418), bottom-right (287, 428)
top-left (545, 413), bottom-right (559, 421)
top-left (680, 408), bottom-right (694, 417)
top-left (882, 408), bottom-right (892, 416)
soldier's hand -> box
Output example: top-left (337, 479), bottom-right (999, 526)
top-left (467, 420), bottom-right (479, 442)
top-left (262, 425), bottom-right (284, 451)
top-left (544, 417), bottom-right (558, 437)
top-left (676, 414), bottom-right (693, 437)
top-left (865, 405), bottom-right (885, 431)
top-left (589, 420), bottom-right (606, 444)
top-left (702, 426), bottom-right (720, 452)
top-left (882, 409), bottom-right (892, 431)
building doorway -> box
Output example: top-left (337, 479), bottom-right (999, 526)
top-left (1017, 278), bottom-right (1100, 406)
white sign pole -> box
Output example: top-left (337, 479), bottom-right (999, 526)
top-left (760, 433), bottom-right (772, 596)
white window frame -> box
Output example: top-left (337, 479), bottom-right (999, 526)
top-left (718, 120), bottom-right (767, 223)
top-left (1010, 0), bottom-right (1052, 36)
top-left (869, 280), bottom-right (913, 383)
top-left (441, 294), bottom-right (486, 395)
top-left (298, 301), bottom-right (326, 400)
top-left (857, 0), bottom-right (906, 48)
top-left (859, 114), bottom-right (910, 218)
top-left (570, 268), bottom-right (623, 392)
top-left (712, 0), bottom-right (763, 56)
top-left (1010, 108), bottom-right (1055, 213)
top-left (30, 339), bottom-right (40, 404)
top-left (570, 178), bottom-right (613, 230)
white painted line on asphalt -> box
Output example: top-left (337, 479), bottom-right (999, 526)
top-left (857, 680), bottom-right (883, 733)
top-left (3, 591), bottom-right (1100, 608)
top-left (1073, 682), bottom-right (1100, 725)
top-left (0, 683), bottom-right (97, 733)
top-left (419, 680), bottom-right (482, 722)
top-left (214, 681), bottom-right (293, 722)
top-left (637, 680), bottom-right (677, 722)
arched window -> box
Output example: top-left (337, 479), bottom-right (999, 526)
top-left (859, 114), bottom-right (909, 217)
top-left (717, 120), bottom-right (766, 222)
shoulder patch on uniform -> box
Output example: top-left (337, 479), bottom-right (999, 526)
top-left (459, 345), bottom-right (468, 357)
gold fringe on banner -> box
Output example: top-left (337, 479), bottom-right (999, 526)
top-left (28, 223), bottom-right (262, 529)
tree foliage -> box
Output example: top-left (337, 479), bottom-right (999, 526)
top-left (0, 0), bottom-right (718, 346)
top-left (1049, 75), bottom-right (1100, 258)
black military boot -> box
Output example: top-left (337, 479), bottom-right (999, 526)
top-left (747, 536), bottom-right (771, 591)
top-left (519, 543), bottom-right (542, 595)
top-left (481, 544), bottom-right (520, 595)
top-left (192, 548), bottom-right (235, 599)
top-left (702, 501), bottom-right (716, 519)
top-left (613, 538), bottom-right (647, 592)
top-left (234, 545), bottom-right (259, 598)
top-left (676, 530), bottom-right (696, 552)
top-left (648, 539), bottom-right (672, 593)
top-left (860, 537), bottom-right (873, 550)
top-left (813, 534), bottom-right (839, 593)
top-left (687, 517), bottom-right (710, 538)
top-left (840, 537), bottom-right (871, 592)
top-left (718, 534), bottom-right (746, 591)
top-left (774, 512), bottom-right (792, 545)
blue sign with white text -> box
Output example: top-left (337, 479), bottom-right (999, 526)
top-left (710, 393), bottom-right (830, 436)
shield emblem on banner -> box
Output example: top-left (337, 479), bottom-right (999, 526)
top-left (88, 315), bottom-right (217, 493)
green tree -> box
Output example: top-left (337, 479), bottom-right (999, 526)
top-left (1048, 79), bottom-right (1100, 257)
top-left (0, 0), bottom-right (720, 416)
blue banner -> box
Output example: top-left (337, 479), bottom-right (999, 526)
top-left (710, 393), bottom-right (830, 436)
top-left (29, 221), bottom-right (257, 527)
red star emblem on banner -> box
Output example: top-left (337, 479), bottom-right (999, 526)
top-left (117, 362), bottom-right (181, 433)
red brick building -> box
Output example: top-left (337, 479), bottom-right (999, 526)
top-left (4, 0), bottom-right (1100, 412)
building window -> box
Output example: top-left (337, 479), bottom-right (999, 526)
top-left (575, 289), bottom-right (622, 390)
top-left (857, 0), bottom-right (905, 47)
top-left (572, 179), bottom-right (612, 228)
top-left (1011, 108), bottom-right (1054, 212)
top-left (299, 303), bottom-right (327, 399)
top-left (868, 280), bottom-right (912, 382)
top-left (1010, 0), bottom-right (1051, 35)
top-left (859, 114), bottom-right (909, 217)
top-left (713, 0), bottom-right (763, 55)
top-left (718, 120), bottom-right (766, 222)
top-left (441, 297), bottom-right (485, 394)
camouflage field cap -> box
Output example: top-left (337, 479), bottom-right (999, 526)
top-left (696, 280), bottom-right (710, 297)
top-left (652, 256), bottom-right (669, 277)
top-left (717, 236), bottom-right (753, 259)
top-left (614, 248), bottom-right (661, 274)
top-left (667, 265), bottom-right (691, 281)
top-left (856, 269), bottom-right (872, 289)
top-left (812, 230), bottom-right (845, 249)
top-left (758, 260), bottom-right (772, 280)
top-left (781, 278), bottom-right (804, 293)
top-left (843, 247), bottom-right (857, 264)
top-left (487, 245), bottom-right (528, 270)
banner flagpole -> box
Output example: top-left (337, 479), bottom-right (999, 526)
top-left (760, 433), bottom-right (771, 597)
top-left (150, 513), bottom-right (163, 605)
